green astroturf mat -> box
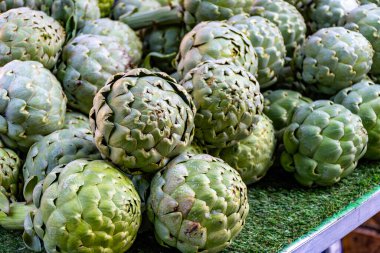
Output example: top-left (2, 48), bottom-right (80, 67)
top-left (1, 161), bottom-right (380, 253)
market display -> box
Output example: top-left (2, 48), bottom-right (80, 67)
top-left (0, 0), bottom-right (379, 252)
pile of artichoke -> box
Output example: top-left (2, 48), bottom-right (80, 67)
top-left (0, 0), bottom-right (379, 252)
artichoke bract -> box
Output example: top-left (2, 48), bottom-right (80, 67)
top-left (80, 18), bottom-right (142, 66)
top-left (228, 14), bottom-right (286, 89)
top-left (343, 4), bottom-right (380, 79)
top-left (57, 34), bottom-right (132, 114)
top-left (263, 89), bottom-right (312, 133)
top-left (23, 159), bottom-right (141, 253)
top-left (181, 60), bottom-right (264, 148)
top-left (22, 128), bottom-right (101, 203)
top-left (295, 27), bottom-right (374, 96)
top-left (333, 80), bottom-right (380, 160)
top-left (251, 0), bottom-right (307, 57)
top-left (307, 0), bottom-right (359, 33)
top-left (0, 61), bottom-right (66, 152)
top-left (0, 8), bottom-right (65, 70)
top-left (176, 21), bottom-right (258, 80)
top-left (63, 110), bottom-right (90, 130)
top-left (90, 68), bottom-right (196, 174)
top-left (40, 0), bottom-right (100, 32)
top-left (281, 100), bottom-right (368, 186)
top-left (144, 25), bottom-right (185, 73)
top-left (0, 0), bottom-right (41, 12)
top-left (216, 115), bottom-right (277, 185)
top-left (148, 153), bottom-right (249, 253)
top-left (0, 148), bottom-right (21, 205)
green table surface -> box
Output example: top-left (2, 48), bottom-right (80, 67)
top-left (1, 161), bottom-right (380, 253)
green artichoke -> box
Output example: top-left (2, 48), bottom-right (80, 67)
top-left (23, 159), bottom-right (141, 252)
top-left (148, 153), bottom-right (249, 253)
top-left (22, 128), bottom-right (101, 203)
top-left (63, 110), bottom-right (90, 130)
top-left (228, 14), bottom-right (286, 89)
top-left (80, 18), bottom-right (142, 66)
top-left (251, 0), bottom-right (307, 57)
top-left (295, 27), bottom-right (374, 96)
top-left (40, 0), bottom-right (100, 32)
top-left (143, 25), bottom-right (185, 73)
top-left (181, 60), bottom-right (264, 148)
top-left (90, 69), bottom-right (196, 174)
top-left (0, 0), bottom-right (41, 12)
top-left (343, 4), bottom-right (380, 79)
top-left (0, 148), bottom-right (21, 204)
top-left (0, 8), bottom-right (65, 70)
top-left (263, 89), bottom-right (312, 133)
top-left (176, 21), bottom-right (257, 80)
top-left (333, 79), bottom-right (380, 160)
top-left (307, 0), bottom-right (359, 33)
top-left (215, 115), bottom-right (276, 185)
top-left (281, 100), bottom-right (368, 186)
top-left (57, 34), bottom-right (132, 114)
top-left (0, 61), bottom-right (66, 152)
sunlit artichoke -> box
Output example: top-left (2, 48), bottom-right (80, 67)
top-left (295, 27), bottom-right (374, 96)
top-left (148, 153), bottom-right (249, 253)
top-left (90, 68), bottom-right (196, 174)
top-left (333, 79), bottom-right (380, 160)
top-left (263, 89), bottom-right (312, 133)
top-left (281, 100), bottom-right (368, 186)
top-left (23, 159), bottom-right (141, 252)
top-left (215, 115), bottom-right (276, 185)
top-left (181, 60), bottom-right (264, 148)
top-left (251, 0), bottom-right (307, 57)
top-left (0, 61), bottom-right (66, 152)
top-left (0, 8), bottom-right (65, 69)
top-left (0, 148), bottom-right (21, 204)
top-left (57, 34), bottom-right (132, 114)
top-left (22, 128), bottom-right (101, 202)
top-left (228, 14), bottom-right (286, 89)
top-left (80, 18), bottom-right (142, 66)
top-left (63, 110), bottom-right (90, 130)
top-left (176, 21), bottom-right (257, 79)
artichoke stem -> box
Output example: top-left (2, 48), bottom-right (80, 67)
top-left (121, 6), bottom-right (183, 30)
top-left (0, 203), bottom-right (35, 230)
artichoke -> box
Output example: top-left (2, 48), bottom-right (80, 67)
top-left (176, 21), bottom-right (257, 80)
top-left (0, 0), bottom-right (41, 12)
top-left (0, 8), bottom-right (65, 70)
top-left (307, 0), bottom-right (359, 33)
top-left (148, 153), bottom-right (249, 253)
top-left (22, 128), bottom-right (101, 202)
top-left (0, 61), bottom-right (66, 152)
top-left (263, 89), bottom-right (312, 133)
top-left (215, 115), bottom-right (276, 185)
top-left (23, 159), bottom-right (141, 253)
top-left (80, 18), bottom-right (142, 66)
top-left (39, 0), bottom-right (100, 32)
top-left (181, 60), bottom-right (264, 148)
top-left (295, 27), bottom-right (374, 96)
top-left (228, 14), bottom-right (286, 89)
top-left (251, 0), bottom-right (307, 57)
top-left (90, 68), bottom-right (196, 174)
top-left (57, 34), bottom-right (132, 114)
top-left (281, 100), bottom-right (368, 186)
top-left (343, 4), bottom-right (380, 79)
top-left (143, 25), bottom-right (186, 73)
top-left (333, 79), bottom-right (380, 160)
top-left (63, 110), bottom-right (90, 130)
top-left (0, 148), bottom-right (21, 204)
